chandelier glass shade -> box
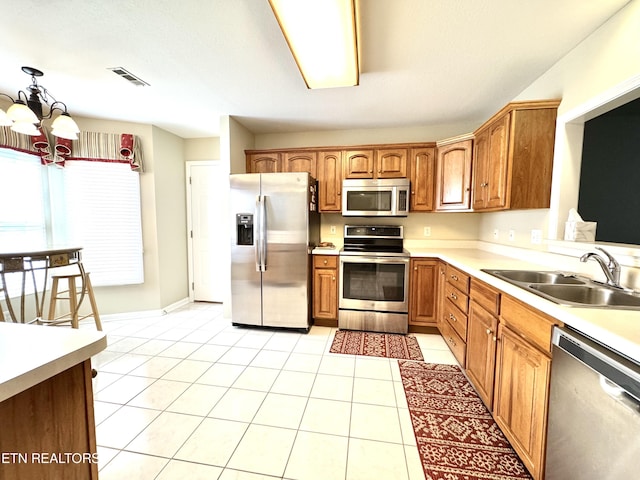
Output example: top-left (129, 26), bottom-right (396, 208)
top-left (0, 66), bottom-right (80, 140)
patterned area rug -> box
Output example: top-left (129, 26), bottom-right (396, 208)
top-left (399, 360), bottom-right (532, 480)
top-left (329, 330), bottom-right (424, 360)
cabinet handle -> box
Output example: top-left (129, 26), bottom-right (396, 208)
top-left (450, 292), bottom-right (458, 300)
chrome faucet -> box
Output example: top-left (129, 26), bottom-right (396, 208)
top-left (580, 247), bottom-right (622, 288)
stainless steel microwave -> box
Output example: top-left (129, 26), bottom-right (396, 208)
top-left (342, 178), bottom-right (410, 216)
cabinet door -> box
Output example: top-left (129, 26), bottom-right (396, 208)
top-left (284, 151), bottom-right (317, 177)
top-left (313, 266), bottom-right (338, 320)
top-left (493, 324), bottom-right (551, 480)
top-left (435, 139), bottom-right (472, 210)
top-left (465, 301), bottom-right (498, 409)
top-left (485, 113), bottom-right (511, 209)
top-left (409, 258), bottom-right (438, 326)
top-left (409, 147), bottom-right (435, 211)
top-left (472, 128), bottom-right (489, 210)
top-left (436, 262), bottom-right (447, 332)
top-left (247, 153), bottom-right (282, 173)
top-left (375, 148), bottom-right (408, 178)
top-left (343, 150), bottom-right (374, 179)
top-left (317, 151), bottom-right (342, 212)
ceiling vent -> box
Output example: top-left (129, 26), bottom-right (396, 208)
top-left (108, 67), bottom-right (150, 87)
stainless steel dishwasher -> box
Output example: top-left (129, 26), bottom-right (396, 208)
top-left (545, 326), bottom-right (640, 479)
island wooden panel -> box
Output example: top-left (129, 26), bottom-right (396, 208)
top-left (0, 360), bottom-right (98, 480)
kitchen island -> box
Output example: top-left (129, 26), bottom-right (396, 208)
top-left (0, 322), bottom-right (107, 480)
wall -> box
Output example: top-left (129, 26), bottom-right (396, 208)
top-left (72, 116), bottom-right (164, 314)
top-left (184, 137), bottom-right (220, 160)
top-left (319, 212), bottom-right (481, 247)
top-left (220, 116), bottom-right (255, 318)
top-left (255, 122), bottom-right (479, 150)
top-left (152, 126), bottom-right (189, 308)
top-left (481, 0), bottom-right (640, 247)
top-left (67, 117), bottom-right (189, 315)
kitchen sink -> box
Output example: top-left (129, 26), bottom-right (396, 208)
top-left (486, 269), bottom-right (586, 285)
top-left (529, 284), bottom-right (640, 307)
top-left (482, 269), bottom-right (640, 309)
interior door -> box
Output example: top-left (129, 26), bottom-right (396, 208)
top-left (187, 161), bottom-right (226, 302)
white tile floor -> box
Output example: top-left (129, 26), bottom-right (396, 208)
top-left (90, 302), bottom-right (459, 480)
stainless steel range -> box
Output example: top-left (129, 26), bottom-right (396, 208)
top-left (339, 225), bottom-right (410, 334)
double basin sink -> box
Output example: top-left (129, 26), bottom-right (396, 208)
top-left (482, 269), bottom-right (640, 309)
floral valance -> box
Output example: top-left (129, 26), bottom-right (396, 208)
top-left (0, 126), bottom-right (144, 172)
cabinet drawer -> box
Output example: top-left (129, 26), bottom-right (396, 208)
top-left (440, 315), bottom-right (466, 367)
top-left (500, 295), bottom-right (559, 354)
top-left (446, 265), bottom-right (470, 293)
top-left (470, 278), bottom-right (500, 316)
top-left (443, 299), bottom-right (468, 340)
top-left (313, 255), bottom-right (338, 269)
top-left (445, 282), bottom-right (469, 313)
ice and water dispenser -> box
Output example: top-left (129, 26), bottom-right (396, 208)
top-left (236, 213), bottom-right (254, 246)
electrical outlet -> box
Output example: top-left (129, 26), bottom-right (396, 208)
top-left (423, 226), bottom-right (431, 237)
top-left (330, 225), bottom-right (336, 235)
top-left (493, 229), bottom-right (499, 240)
top-left (531, 229), bottom-right (542, 244)
top-left (508, 229), bottom-right (515, 241)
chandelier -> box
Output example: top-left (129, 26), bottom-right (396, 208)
top-left (0, 66), bottom-right (80, 140)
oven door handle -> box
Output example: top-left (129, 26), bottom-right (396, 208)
top-left (339, 256), bottom-right (409, 265)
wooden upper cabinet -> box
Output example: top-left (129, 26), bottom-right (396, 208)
top-left (284, 151), bottom-right (317, 177)
top-left (375, 148), bottom-right (408, 178)
top-left (435, 135), bottom-right (473, 211)
top-left (409, 146), bottom-right (436, 211)
top-left (472, 100), bottom-right (560, 211)
top-left (343, 149), bottom-right (374, 179)
top-left (247, 153), bottom-right (282, 173)
top-left (473, 114), bottom-right (511, 210)
top-left (344, 148), bottom-right (408, 179)
top-left (317, 151), bottom-right (343, 212)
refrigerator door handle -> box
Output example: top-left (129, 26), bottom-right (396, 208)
top-left (260, 195), bottom-right (268, 271)
top-left (255, 195), bottom-right (262, 272)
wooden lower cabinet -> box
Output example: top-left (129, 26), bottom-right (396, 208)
top-left (409, 258), bottom-right (438, 327)
top-left (312, 255), bottom-right (338, 326)
top-left (466, 301), bottom-right (498, 408)
top-left (466, 279), bottom-right (500, 409)
top-left (493, 324), bottom-right (552, 480)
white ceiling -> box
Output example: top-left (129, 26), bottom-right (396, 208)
top-left (0, 0), bottom-right (631, 139)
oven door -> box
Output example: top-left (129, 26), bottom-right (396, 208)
top-left (339, 255), bottom-right (409, 313)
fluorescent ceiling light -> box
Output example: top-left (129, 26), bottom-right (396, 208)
top-left (269, 0), bottom-right (359, 89)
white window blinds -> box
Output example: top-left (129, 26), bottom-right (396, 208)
top-left (60, 161), bottom-right (144, 286)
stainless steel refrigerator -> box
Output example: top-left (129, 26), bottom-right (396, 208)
top-left (230, 172), bottom-right (320, 331)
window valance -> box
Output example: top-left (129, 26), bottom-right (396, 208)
top-left (0, 126), bottom-right (144, 172)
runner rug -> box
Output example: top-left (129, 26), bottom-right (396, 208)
top-left (398, 360), bottom-right (532, 480)
top-left (329, 330), bottom-right (424, 361)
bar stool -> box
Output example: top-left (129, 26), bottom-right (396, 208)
top-left (47, 272), bottom-right (103, 331)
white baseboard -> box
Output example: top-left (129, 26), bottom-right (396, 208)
top-left (100, 297), bottom-right (191, 322)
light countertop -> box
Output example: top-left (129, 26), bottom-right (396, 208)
top-left (313, 245), bottom-right (640, 363)
top-left (0, 323), bottom-right (107, 402)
